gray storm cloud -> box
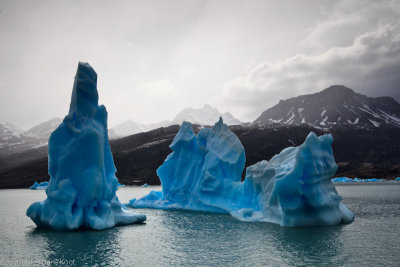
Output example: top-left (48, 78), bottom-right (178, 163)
top-left (213, 0), bottom-right (400, 121)
top-left (0, 0), bottom-right (399, 127)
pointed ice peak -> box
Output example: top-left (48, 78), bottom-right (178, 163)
top-left (212, 116), bottom-right (226, 132)
top-left (69, 62), bottom-right (99, 115)
top-left (171, 121), bottom-right (196, 148)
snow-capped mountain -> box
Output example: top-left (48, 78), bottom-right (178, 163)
top-left (0, 123), bottom-right (25, 144)
top-left (24, 117), bottom-right (62, 140)
top-left (254, 85), bottom-right (400, 128)
top-left (2, 122), bottom-right (24, 136)
top-left (171, 104), bottom-right (242, 126)
top-left (0, 123), bottom-right (37, 154)
top-left (109, 105), bottom-right (242, 138)
top-left (0, 118), bottom-right (62, 154)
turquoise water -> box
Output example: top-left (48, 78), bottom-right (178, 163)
top-left (0, 184), bottom-right (399, 266)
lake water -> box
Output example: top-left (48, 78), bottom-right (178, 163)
top-left (0, 184), bottom-right (399, 266)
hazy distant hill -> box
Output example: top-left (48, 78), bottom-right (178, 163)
top-left (171, 104), bottom-right (242, 126)
top-left (254, 85), bottom-right (400, 128)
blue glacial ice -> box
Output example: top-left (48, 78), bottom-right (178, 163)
top-left (129, 119), bottom-right (354, 227)
top-left (332, 177), bottom-right (385, 183)
top-left (331, 177), bottom-right (354, 183)
top-left (26, 62), bottom-right (146, 230)
top-left (30, 181), bottom-right (49, 190)
top-left (396, 177), bottom-right (400, 182)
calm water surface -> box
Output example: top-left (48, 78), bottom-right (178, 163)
top-left (0, 184), bottom-right (399, 266)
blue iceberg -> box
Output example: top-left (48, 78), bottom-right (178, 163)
top-left (354, 178), bottom-right (384, 182)
top-left (396, 177), bottom-right (400, 182)
top-left (30, 181), bottom-right (49, 190)
top-left (26, 62), bottom-right (146, 230)
top-left (129, 119), bottom-right (354, 226)
top-left (364, 178), bottom-right (383, 182)
top-left (332, 177), bottom-right (385, 183)
top-left (331, 177), bottom-right (354, 183)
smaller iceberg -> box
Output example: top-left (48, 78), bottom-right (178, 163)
top-left (332, 177), bottom-right (384, 183)
top-left (30, 181), bottom-right (49, 190)
top-left (129, 119), bottom-right (354, 227)
top-left (331, 177), bottom-right (354, 183)
top-left (354, 178), bottom-right (384, 182)
top-left (26, 62), bottom-right (146, 230)
top-left (396, 177), bottom-right (400, 182)
top-left (141, 183), bottom-right (149, 187)
top-left (364, 178), bottom-right (384, 182)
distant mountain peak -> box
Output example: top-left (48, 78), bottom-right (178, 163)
top-left (171, 105), bottom-right (242, 126)
top-left (254, 85), bottom-right (400, 128)
top-left (0, 117), bottom-right (63, 154)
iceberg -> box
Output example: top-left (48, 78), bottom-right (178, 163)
top-left (26, 62), bottom-right (146, 230)
top-left (354, 178), bottom-right (384, 182)
top-left (129, 119), bottom-right (354, 226)
top-left (396, 177), bottom-right (400, 182)
top-left (332, 177), bottom-right (385, 183)
top-left (30, 181), bottom-right (49, 190)
top-left (129, 119), bottom-right (245, 213)
top-left (364, 178), bottom-right (383, 182)
top-left (331, 177), bottom-right (354, 183)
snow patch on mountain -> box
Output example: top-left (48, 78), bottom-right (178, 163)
top-left (24, 118), bottom-right (62, 140)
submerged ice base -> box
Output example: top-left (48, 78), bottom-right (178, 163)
top-left (26, 62), bottom-right (145, 230)
top-left (129, 119), bottom-right (354, 227)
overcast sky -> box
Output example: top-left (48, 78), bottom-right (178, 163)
top-left (0, 0), bottom-right (399, 129)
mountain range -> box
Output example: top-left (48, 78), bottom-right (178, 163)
top-left (0, 118), bottom-right (62, 154)
top-left (1, 85), bottom-right (400, 187)
top-left (109, 104), bottom-right (242, 138)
